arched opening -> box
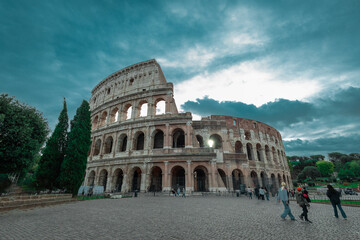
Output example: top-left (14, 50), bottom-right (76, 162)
top-left (272, 147), bottom-right (277, 163)
top-left (117, 134), bottom-right (127, 152)
top-left (123, 104), bottom-right (132, 120)
top-left (278, 150), bottom-right (282, 164)
top-left (99, 169), bottom-right (108, 191)
top-left (283, 174), bottom-right (286, 184)
top-left (250, 171), bottom-right (259, 187)
top-left (196, 135), bottom-right (204, 148)
top-left (92, 116), bottom-right (98, 130)
top-left (132, 167), bottom-right (142, 191)
top-left (171, 166), bottom-right (185, 190)
top-left (260, 172), bottom-right (268, 187)
top-left (209, 134), bottom-right (222, 149)
top-left (235, 141), bottom-right (243, 153)
top-left (87, 171), bottom-right (95, 186)
top-left (155, 99), bottom-right (166, 115)
top-left (150, 167), bottom-right (162, 192)
top-left (153, 130), bottom-right (164, 149)
top-left (246, 143), bottom-right (253, 160)
top-left (256, 144), bottom-right (262, 161)
top-left (104, 136), bottom-right (113, 154)
top-left (172, 128), bottom-right (185, 148)
top-left (265, 145), bottom-right (271, 162)
top-left (113, 169), bottom-right (123, 192)
top-left (277, 173), bottom-right (282, 187)
top-left (134, 132), bottom-right (145, 150)
top-left (110, 107), bottom-right (119, 123)
top-left (94, 139), bottom-right (101, 156)
top-left (232, 169), bottom-right (244, 190)
top-left (194, 166), bottom-right (208, 192)
top-left (139, 102), bottom-right (148, 117)
top-left (287, 176), bottom-right (290, 186)
top-left (100, 111), bottom-right (108, 126)
top-left (217, 169), bottom-right (228, 189)
top-left (271, 174), bottom-right (277, 195)
top-left (245, 131), bottom-right (251, 140)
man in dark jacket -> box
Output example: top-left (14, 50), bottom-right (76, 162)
top-left (326, 185), bottom-right (347, 219)
top-left (296, 187), bottom-right (312, 223)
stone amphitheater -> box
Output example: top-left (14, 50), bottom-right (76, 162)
top-left (83, 59), bottom-right (292, 195)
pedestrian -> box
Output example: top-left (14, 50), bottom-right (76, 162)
top-left (247, 187), bottom-right (253, 199)
top-left (326, 185), bottom-right (347, 219)
top-left (265, 187), bottom-right (269, 201)
top-left (259, 187), bottom-right (265, 200)
top-left (277, 182), bottom-right (295, 221)
top-left (296, 187), bottom-right (312, 223)
top-left (171, 188), bottom-right (176, 196)
top-left (177, 187), bottom-right (181, 196)
top-left (182, 188), bottom-right (186, 198)
top-left (255, 186), bottom-right (259, 199)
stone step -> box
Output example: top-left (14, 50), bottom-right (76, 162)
top-left (0, 198), bottom-right (76, 213)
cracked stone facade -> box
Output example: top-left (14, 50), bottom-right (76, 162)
top-left (84, 59), bottom-right (292, 194)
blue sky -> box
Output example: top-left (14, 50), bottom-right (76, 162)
top-left (1, 0), bottom-right (359, 157)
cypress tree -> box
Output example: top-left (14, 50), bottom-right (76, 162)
top-left (36, 98), bottom-right (68, 190)
top-left (59, 100), bottom-right (91, 195)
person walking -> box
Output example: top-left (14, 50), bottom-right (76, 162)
top-left (255, 186), bottom-right (259, 199)
top-left (259, 187), bottom-right (265, 200)
top-left (326, 185), bottom-right (347, 219)
top-left (265, 187), bottom-right (270, 201)
top-left (247, 187), bottom-right (253, 199)
top-left (182, 188), bottom-right (186, 198)
top-left (277, 182), bottom-right (295, 221)
top-left (296, 187), bottom-right (312, 223)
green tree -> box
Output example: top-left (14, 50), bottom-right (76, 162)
top-left (298, 166), bottom-right (321, 180)
top-left (36, 98), bottom-right (68, 190)
top-left (316, 160), bottom-right (334, 177)
top-left (59, 100), bottom-right (91, 195)
top-left (0, 94), bottom-right (48, 179)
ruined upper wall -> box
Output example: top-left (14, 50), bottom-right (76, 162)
top-left (90, 59), bottom-right (170, 109)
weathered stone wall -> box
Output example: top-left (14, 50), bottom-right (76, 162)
top-left (84, 59), bottom-right (292, 195)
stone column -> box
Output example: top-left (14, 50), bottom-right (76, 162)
top-left (185, 121), bottom-right (192, 148)
top-left (186, 160), bottom-right (193, 192)
top-left (162, 161), bottom-right (170, 191)
top-left (140, 173), bottom-right (146, 192)
top-left (164, 123), bottom-right (170, 149)
top-left (209, 160), bottom-right (218, 191)
top-left (113, 132), bottom-right (119, 158)
top-left (121, 174), bottom-right (128, 192)
top-left (261, 147), bottom-right (267, 164)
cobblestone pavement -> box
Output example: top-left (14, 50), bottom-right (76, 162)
top-left (1, 195), bottom-right (359, 240)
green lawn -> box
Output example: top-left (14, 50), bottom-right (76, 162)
top-left (77, 196), bottom-right (107, 201)
top-left (312, 199), bottom-right (360, 205)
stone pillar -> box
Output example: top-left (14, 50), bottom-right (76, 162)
top-left (140, 173), bottom-right (146, 192)
top-left (147, 103), bottom-right (154, 117)
top-left (162, 161), bottom-right (170, 191)
top-left (186, 160), bottom-right (193, 192)
top-left (261, 148), bottom-right (267, 164)
top-left (165, 96), bottom-right (171, 114)
top-left (113, 132), bottom-right (119, 158)
top-left (185, 121), bottom-right (192, 148)
top-left (209, 160), bottom-right (218, 191)
top-left (121, 174), bottom-right (128, 192)
top-left (164, 123), bottom-right (170, 149)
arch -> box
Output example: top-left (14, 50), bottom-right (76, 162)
top-left (256, 144), bottom-right (262, 161)
top-left (104, 136), bottom-right (113, 154)
top-left (133, 131), bottom-right (145, 150)
top-left (250, 171), bottom-right (259, 187)
top-left (271, 174), bottom-right (277, 195)
top-left (217, 168), bottom-right (228, 189)
top-left (99, 169), bottom-right (108, 191)
top-left (196, 135), bottom-right (204, 148)
top-left (153, 130), bottom-right (164, 149)
top-left (245, 131), bottom-right (251, 140)
top-left (194, 165), bottom-right (208, 192)
top-left (272, 147), bottom-right (277, 163)
top-left (278, 150), bottom-right (281, 164)
top-left (92, 116), bottom-right (98, 130)
top-left (117, 134), bottom-right (127, 152)
top-left (155, 99), bottom-right (166, 115)
top-left (209, 134), bottom-right (222, 149)
top-left (172, 128), bottom-right (185, 148)
top-left (87, 171), bottom-right (95, 186)
top-left (113, 168), bottom-right (123, 192)
top-left (149, 166), bottom-right (162, 192)
top-left (232, 169), bottom-right (244, 190)
top-left (100, 111), bottom-right (108, 126)
top-left (277, 173), bottom-right (282, 187)
top-left (138, 101), bottom-right (148, 117)
top-left (131, 167), bottom-right (142, 191)
top-left (123, 104), bottom-right (132, 120)
top-left (94, 139), bottom-right (101, 156)
top-left (265, 145), bottom-right (271, 162)
top-left (283, 174), bottom-right (286, 184)
top-left (110, 107), bottom-right (119, 123)
top-left (246, 143), bottom-right (253, 160)
top-left (260, 171), bottom-right (268, 187)
top-left (235, 141), bottom-right (243, 153)
top-left (171, 165), bottom-right (185, 190)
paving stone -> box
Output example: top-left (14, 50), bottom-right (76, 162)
top-left (0, 196), bottom-right (359, 239)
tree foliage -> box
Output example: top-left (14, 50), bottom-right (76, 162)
top-left (297, 166), bottom-right (321, 182)
top-left (36, 98), bottom-right (68, 190)
top-left (59, 100), bottom-right (91, 195)
top-left (316, 160), bottom-right (334, 177)
top-left (0, 94), bottom-right (48, 179)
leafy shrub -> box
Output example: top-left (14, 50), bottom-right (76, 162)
top-left (0, 174), bottom-right (11, 193)
top-left (307, 182), bottom-right (315, 187)
top-left (292, 180), bottom-right (298, 187)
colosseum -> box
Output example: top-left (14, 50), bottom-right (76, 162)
top-left (84, 59), bottom-right (292, 195)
